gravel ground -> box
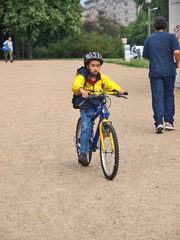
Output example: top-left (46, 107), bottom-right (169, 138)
top-left (0, 60), bottom-right (180, 240)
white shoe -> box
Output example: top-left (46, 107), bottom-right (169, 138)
top-left (156, 124), bottom-right (163, 134)
top-left (165, 122), bottom-right (175, 130)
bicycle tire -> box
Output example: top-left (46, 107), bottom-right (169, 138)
top-left (75, 117), bottom-right (92, 166)
top-left (100, 124), bottom-right (119, 180)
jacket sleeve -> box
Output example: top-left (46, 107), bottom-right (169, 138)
top-left (101, 74), bottom-right (121, 92)
top-left (3, 40), bottom-right (8, 45)
top-left (72, 74), bottom-right (86, 95)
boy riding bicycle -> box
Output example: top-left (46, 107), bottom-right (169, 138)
top-left (72, 52), bottom-right (124, 164)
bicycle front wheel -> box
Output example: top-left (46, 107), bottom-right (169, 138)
top-left (100, 124), bottom-right (119, 180)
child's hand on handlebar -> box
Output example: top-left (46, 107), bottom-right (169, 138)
top-left (118, 89), bottom-right (125, 95)
top-left (80, 88), bottom-right (88, 98)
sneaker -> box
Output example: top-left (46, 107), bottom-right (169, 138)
top-left (156, 124), bottom-right (163, 134)
top-left (78, 153), bottom-right (88, 164)
top-left (165, 122), bottom-right (175, 130)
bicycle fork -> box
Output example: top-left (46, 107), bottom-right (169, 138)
top-left (99, 119), bottom-right (115, 152)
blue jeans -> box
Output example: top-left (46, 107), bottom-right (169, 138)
top-left (150, 76), bottom-right (175, 127)
top-left (79, 106), bottom-right (109, 154)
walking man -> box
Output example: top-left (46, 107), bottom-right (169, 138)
top-left (143, 16), bottom-right (180, 133)
top-left (3, 37), bottom-right (13, 63)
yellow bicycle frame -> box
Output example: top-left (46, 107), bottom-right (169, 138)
top-left (99, 119), bottom-right (115, 152)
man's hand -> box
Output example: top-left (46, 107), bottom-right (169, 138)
top-left (175, 62), bottom-right (179, 69)
top-left (174, 49), bottom-right (180, 69)
top-left (80, 88), bottom-right (88, 98)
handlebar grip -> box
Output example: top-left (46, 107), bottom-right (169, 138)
top-left (124, 92), bottom-right (128, 95)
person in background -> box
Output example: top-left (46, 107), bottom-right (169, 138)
top-left (143, 16), bottom-right (180, 134)
top-left (3, 37), bottom-right (13, 63)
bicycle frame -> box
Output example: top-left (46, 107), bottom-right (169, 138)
top-left (90, 100), bottom-right (112, 152)
top-left (80, 91), bottom-right (127, 153)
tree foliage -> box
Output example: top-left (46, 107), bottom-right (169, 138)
top-left (0, 0), bottom-right (169, 59)
top-left (82, 15), bottom-right (125, 39)
top-left (0, 0), bottom-right (82, 58)
top-left (125, 11), bottom-right (147, 46)
top-left (133, 0), bottom-right (168, 20)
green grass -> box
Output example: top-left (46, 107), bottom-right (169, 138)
top-left (71, 58), bottom-right (149, 68)
top-left (34, 58), bottom-right (149, 68)
top-left (104, 58), bottom-right (149, 68)
top-left (10, 58), bottom-right (149, 69)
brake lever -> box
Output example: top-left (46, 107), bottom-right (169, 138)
top-left (116, 92), bottom-right (128, 99)
top-left (121, 96), bottom-right (128, 99)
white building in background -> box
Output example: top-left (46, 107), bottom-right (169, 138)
top-left (169, 0), bottom-right (180, 88)
top-left (82, 0), bottom-right (139, 27)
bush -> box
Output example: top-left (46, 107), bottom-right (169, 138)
top-left (33, 46), bottom-right (52, 58)
top-left (34, 31), bottom-right (123, 59)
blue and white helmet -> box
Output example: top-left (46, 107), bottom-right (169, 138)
top-left (84, 52), bottom-right (104, 66)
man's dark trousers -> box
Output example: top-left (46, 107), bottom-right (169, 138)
top-left (150, 76), bottom-right (175, 127)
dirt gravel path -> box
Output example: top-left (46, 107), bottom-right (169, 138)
top-left (0, 60), bottom-right (180, 240)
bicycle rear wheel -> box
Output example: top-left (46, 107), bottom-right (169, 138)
top-left (75, 117), bottom-right (92, 166)
top-left (100, 124), bottom-right (119, 180)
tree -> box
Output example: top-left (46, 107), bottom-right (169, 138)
top-left (134, 0), bottom-right (168, 20)
top-left (45, 0), bottom-right (81, 36)
top-left (82, 14), bottom-right (125, 38)
top-left (2, 0), bottom-right (48, 58)
top-left (1, 0), bottom-right (82, 58)
top-left (125, 11), bottom-right (147, 46)
top-left (125, 0), bottom-right (169, 46)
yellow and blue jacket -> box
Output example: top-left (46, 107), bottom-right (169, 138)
top-left (72, 67), bottom-right (121, 95)
top-left (72, 67), bottom-right (122, 109)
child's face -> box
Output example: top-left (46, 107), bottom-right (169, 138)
top-left (87, 60), bottom-right (101, 75)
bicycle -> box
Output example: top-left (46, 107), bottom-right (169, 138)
top-left (75, 90), bottom-right (128, 180)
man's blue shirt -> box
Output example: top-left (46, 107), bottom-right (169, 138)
top-left (143, 31), bottom-right (179, 78)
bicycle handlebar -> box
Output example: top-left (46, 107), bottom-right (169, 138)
top-left (78, 90), bottom-right (128, 99)
top-left (87, 90), bottom-right (128, 98)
